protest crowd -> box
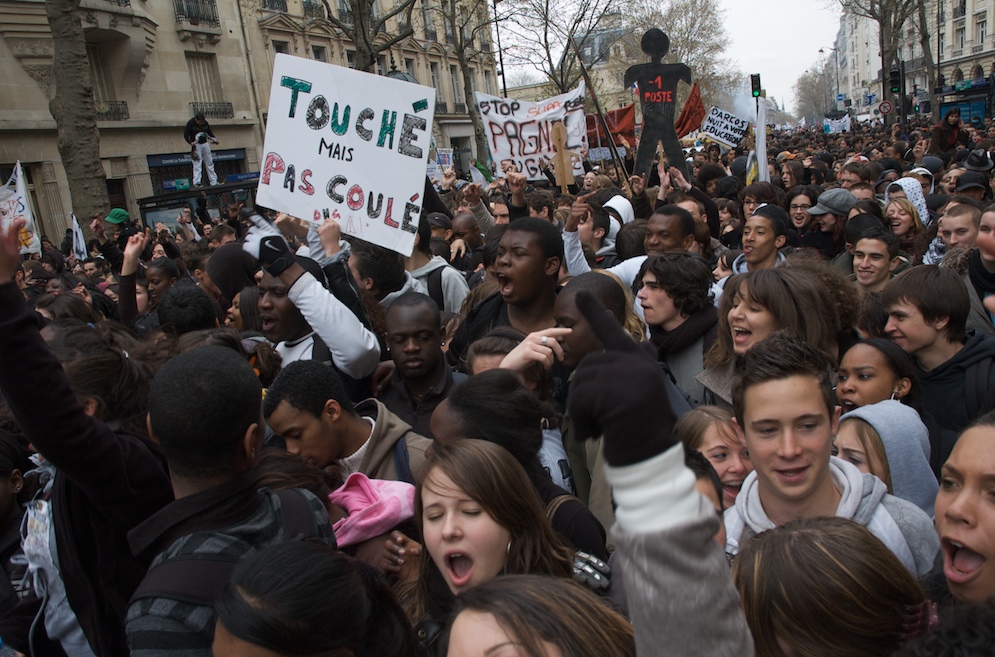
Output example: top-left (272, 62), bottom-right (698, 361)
top-left (11, 90), bottom-right (995, 657)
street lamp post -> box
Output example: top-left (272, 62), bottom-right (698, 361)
top-left (819, 46), bottom-right (841, 115)
top-left (493, 0), bottom-right (507, 96)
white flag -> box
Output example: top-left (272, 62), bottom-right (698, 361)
top-left (71, 214), bottom-right (88, 262)
top-left (0, 162), bottom-right (41, 254)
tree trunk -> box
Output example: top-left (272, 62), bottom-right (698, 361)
top-left (349, 0), bottom-right (376, 72)
top-left (917, 0), bottom-right (937, 120)
top-left (456, 52), bottom-right (489, 167)
top-left (44, 0), bottom-right (108, 221)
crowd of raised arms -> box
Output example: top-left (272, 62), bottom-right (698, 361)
top-left (6, 108), bottom-right (995, 657)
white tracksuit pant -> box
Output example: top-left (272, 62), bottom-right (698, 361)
top-left (192, 142), bottom-right (217, 186)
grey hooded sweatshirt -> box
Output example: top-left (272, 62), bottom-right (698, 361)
top-left (840, 400), bottom-right (938, 517)
top-left (725, 456), bottom-right (939, 578)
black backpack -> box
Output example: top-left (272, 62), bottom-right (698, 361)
top-left (129, 489), bottom-right (321, 607)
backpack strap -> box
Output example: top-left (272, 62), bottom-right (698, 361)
top-left (130, 489), bottom-right (322, 607)
top-left (393, 437), bottom-right (415, 485)
top-left (130, 553), bottom-right (240, 607)
top-left (274, 488), bottom-right (321, 541)
top-left (545, 494), bottom-right (582, 524)
top-left (427, 267), bottom-right (445, 310)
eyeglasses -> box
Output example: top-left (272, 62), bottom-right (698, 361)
top-left (789, 204), bottom-right (812, 211)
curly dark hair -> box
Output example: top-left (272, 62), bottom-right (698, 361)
top-left (893, 600), bottom-right (995, 657)
top-left (636, 253), bottom-right (713, 318)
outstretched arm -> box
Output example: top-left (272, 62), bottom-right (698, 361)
top-left (569, 292), bottom-right (754, 657)
top-left (242, 212), bottom-right (380, 378)
top-left (0, 220), bottom-right (171, 514)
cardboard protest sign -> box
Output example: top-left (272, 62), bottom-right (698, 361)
top-left (475, 83), bottom-right (586, 181)
top-left (0, 162), bottom-right (41, 255)
top-left (701, 106), bottom-right (751, 147)
top-left (256, 54), bottom-right (435, 257)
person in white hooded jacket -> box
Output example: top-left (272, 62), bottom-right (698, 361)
top-left (723, 333), bottom-right (939, 578)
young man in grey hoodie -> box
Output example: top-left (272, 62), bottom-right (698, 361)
top-left (723, 334), bottom-right (939, 578)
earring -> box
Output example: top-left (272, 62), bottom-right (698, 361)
top-left (891, 389), bottom-right (899, 400)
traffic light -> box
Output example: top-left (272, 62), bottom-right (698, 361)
top-left (751, 74), bottom-right (761, 98)
top-left (889, 69), bottom-right (901, 94)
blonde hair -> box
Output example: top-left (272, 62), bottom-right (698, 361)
top-left (885, 198), bottom-right (925, 238)
top-left (838, 417), bottom-right (892, 492)
top-left (592, 269), bottom-right (646, 342)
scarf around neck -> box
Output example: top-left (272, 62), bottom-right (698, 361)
top-left (651, 306), bottom-right (718, 360)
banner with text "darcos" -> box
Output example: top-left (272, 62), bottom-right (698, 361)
top-left (475, 84), bottom-right (587, 182)
top-left (256, 54), bottom-right (435, 257)
top-left (701, 106), bottom-right (751, 147)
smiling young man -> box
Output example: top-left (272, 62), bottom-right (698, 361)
top-left (711, 205), bottom-right (789, 304)
top-left (263, 360), bottom-right (431, 483)
top-left (882, 266), bottom-right (995, 464)
top-left (723, 334), bottom-right (938, 577)
top-left (852, 227), bottom-right (901, 296)
top-left (379, 293), bottom-right (467, 438)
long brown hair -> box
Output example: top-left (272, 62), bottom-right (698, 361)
top-left (408, 440), bottom-right (574, 620)
top-left (444, 575), bottom-right (635, 657)
top-left (733, 517), bottom-right (928, 657)
top-left (706, 268), bottom-right (838, 368)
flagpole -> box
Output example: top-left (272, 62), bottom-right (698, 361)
top-left (570, 38), bottom-right (632, 196)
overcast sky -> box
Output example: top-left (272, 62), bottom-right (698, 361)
top-left (720, 0), bottom-right (843, 114)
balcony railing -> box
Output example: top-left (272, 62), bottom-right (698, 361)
top-left (263, 0), bottom-right (287, 10)
top-left (174, 0), bottom-right (220, 26)
top-left (303, 1), bottom-right (325, 19)
top-left (435, 101), bottom-right (448, 113)
top-left (190, 101), bottom-right (233, 119)
top-left (102, 0), bottom-right (132, 6)
top-left (95, 101), bottom-right (129, 121)
top-left (454, 102), bottom-right (466, 113)
top-left (953, 4), bottom-right (966, 19)
top-left (478, 39), bottom-right (490, 51)
top-left (444, 30), bottom-right (454, 44)
top-left (425, 27), bottom-right (437, 40)
top-left (338, 7), bottom-right (354, 23)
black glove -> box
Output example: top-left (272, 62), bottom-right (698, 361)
top-left (567, 290), bottom-right (679, 467)
top-left (240, 208), bottom-right (295, 276)
top-left (572, 550), bottom-right (610, 591)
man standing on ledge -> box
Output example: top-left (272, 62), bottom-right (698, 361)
top-left (184, 112), bottom-right (220, 187)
